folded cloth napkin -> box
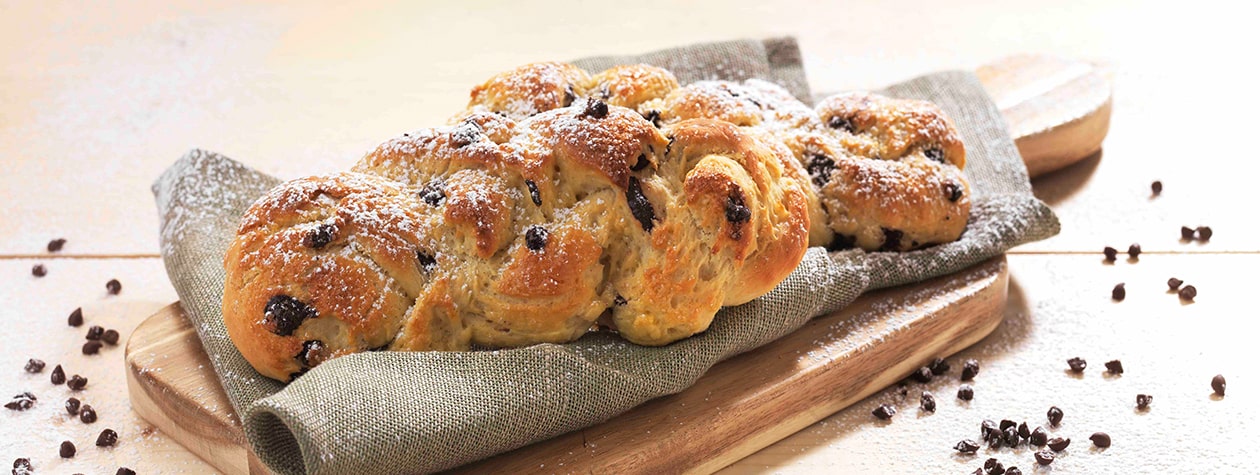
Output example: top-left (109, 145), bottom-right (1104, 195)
top-left (152, 37), bottom-right (1058, 474)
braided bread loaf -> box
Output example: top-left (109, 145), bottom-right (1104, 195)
top-left (223, 62), bottom-right (969, 382)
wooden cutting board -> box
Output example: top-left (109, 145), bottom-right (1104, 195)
top-left (124, 54), bottom-right (1110, 475)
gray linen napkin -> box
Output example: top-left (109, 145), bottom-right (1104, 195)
top-left (152, 37), bottom-right (1058, 474)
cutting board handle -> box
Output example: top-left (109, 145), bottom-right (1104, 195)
top-left (976, 54), bottom-right (1112, 178)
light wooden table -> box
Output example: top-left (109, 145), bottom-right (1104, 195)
top-left (1, 1), bottom-right (1253, 473)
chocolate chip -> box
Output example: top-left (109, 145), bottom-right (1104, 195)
top-left (48, 238), bottom-right (67, 252)
top-left (826, 234), bottom-right (856, 251)
top-left (96, 428), bottom-right (119, 447)
top-left (954, 439), bottom-right (980, 454)
top-left (449, 120), bottom-right (481, 148)
top-left (806, 154), bottom-right (836, 187)
top-left (944, 182), bottom-right (963, 202)
top-left (957, 384), bottom-right (974, 401)
top-left (1004, 467), bottom-right (1022, 475)
top-left (67, 374), bottom-right (87, 391)
top-left (304, 223), bottom-right (336, 249)
top-left (82, 341), bottom-right (102, 355)
top-left (961, 359), bottom-right (979, 381)
top-left (1128, 243), bottom-right (1141, 258)
top-left (1034, 449), bottom-right (1055, 466)
top-left (1047, 406), bottom-right (1063, 426)
top-left (928, 357), bottom-right (950, 375)
top-left (631, 154), bottom-right (650, 172)
top-left (51, 365), bottom-right (65, 385)
top-left (562, 85), bottom-right (576, 107)
top-left (1105, 359), bottom-right (1124, 374)
top-left (643, 110), bottom-right (661, 128)
top-left (525, 226), bottom-right (548, 252)
top-left (79, 404), bottom-right (97, 423)
top-left (1030, 426), bottom-right (1048, 447)
top-left (924, 147), bottom-right (946, 164)
top-left (525, 180), bottom-right (542, 206)
top-left (13, 458), bottom-right (31, 473)
top-left (117, 468), bottom-right (136, 475)
top-left (980, 419), bottom-right (998, 441)
top-left (1067, 357), bottom-right (1087, 373)
top-left (60, 440), bottom-right (76, 458)
top-left (983, 458), bottom-right (1003, 475)
top-left (31, 264), bottom-right (47, 277)
top-left (827, 115), bottom-right (855, 133)
top-left (1197, 226), bottom-right (1213, 241)
top-left (1112, 283), bottom-right (1126, 301)
top-left (24, 359), bottom-right (44, 373)
top-left (879, 228), bottom-right (904, 252)
top-left (419, 180), bottom-right (446, 206)
top-left (1181, 226), bottom-right (1196, 240)
top-left (106, 279), bottom-right (122, 295)
top-left (1103, 246), bottom-right (1118, 262)
top-left (1150, 180), bottom-right (1162, 195)
top-left (66, 397), bottom-right (80, 415)
top-left (264, 295), bottom-right (318, 336)
top-left (102, 330), bottom-right (120, 346)
top-left (297, 340), bottom-right (325, 368)
top-left (1167, 277), bottom-right (1183, 290)
top-left (626, 177), bottom-right (655, 232)
top-left (1212, 374), bottom-right (1226, 396)
top-left (911, 366), bottom-right (933, 383)
top-left (5, 393), bottom-right (35, 411)
top-left (920, 392), bottom-right (936, 412)
top-left (1047, 437), bottom-right (1071, 451)
top-left (1136, 393), bottom-right (1153, 410)
top-left (68, 307), bottom-right (84, 327)
top-left (1179, 285), bottom-right (1197, 301)
top-left (1089, 432), bottom-right (1111, 448)
top-left (872, 404), bottom-right (896, 420)
top-left (1018, 422), bottom-right (1031, 439)
top-left (1002, 426), bottom-right (1019, 447)
top-left (999, 419), bottom-right (1016, 432)
top-left (416, 251), bottom-right (436, 271)
top-left (613, 295), bottom-right (627, 306)
top-left (86, 325), bottom-right (104, 340)
top-left (582, 98), bottom-right (609, 119)
top-left (725, 191), bottom-right (751, 225)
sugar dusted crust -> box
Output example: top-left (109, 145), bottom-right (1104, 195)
top-left (223, 62), bottom-right (970, 381)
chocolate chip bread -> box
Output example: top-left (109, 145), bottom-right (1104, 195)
top-left (223, 62), bottom-right (968, 382)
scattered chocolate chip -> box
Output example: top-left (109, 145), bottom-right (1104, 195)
top-left (1067, 357), bottom-right (1087, 373)
top-left (920, 392), bottom-right (936, 412)
top-left (524, 226), bottom-right (548, 252)
top-left (68, 307), bottom-right (84, 327)
top-left (303, 223), bottom-right (336, 249)
top-left (86, 325), bottom-right (104, 340)
top-left (1136, 393), bottom-right (1153, 410)
top-left (1089, 432), bottom-right (1111, 448)
top-left (631, 154), bottom-right (650, 172)
top-left (1179, 285), bottom-right (1197, 301)
top-left (419, 180), bottom-right (446, 206)
top-left (416, 251), bottom-right (436, 271)
top-left (1047, 437), bottom-right (1071, 451)
top-left (988, 434), bottom-right (1003, 449)
top-left (878, 228), bottom-right (904, 252)
top-left (1181, 226), bottom-right (1196, 240)
top-left (911, 366), bottom-right (934, 383)
top-left (724, 192), bottom-right (752, 227)
top-left (525, 180), bottom-right (542, 206)
top-left (67, 374), bottom-right (88, 391)
top-left (944, 183), bottom-right (963, 202)
top-left (999, 420), bottom-right (1016, 432)
top-left (24, 359), bottom-right (45, 373)
top-left (102, 329), bottom-right (120, 346)
top-left (82, 341), bottom-right (102, 355)
top-left (928, 357), bottom-right (950, 375)
top-left (5, 393), bottom-right (35, 411)
top-left (626, 177), bottom-right (656, 232)
top-left (613, 295), bottom-right (627, 306)
top-left (827, 115), bottom-right (855, 133)
top-left (1197, 226), bottom-right (1213, 241)
top-left (983, 458), bottom-right (1003, 475)
top-left (264, 295), bottom-right (318, 336)
top-left (1105, 359), bottom-right (1124, 374)
top-left (954, 439), bottom-right (980, 454)
top-left (51, 365), bottom-right (65, 385)
top-left (1003, 426), bottom-right (1020, 447)
top-left (449, 120), bottom-right (481, 147)
top-left (826, 233), bottom-right (856, 251)
top-left (582, 98), bottom-right (609, 119)
top-left (66, 397), bottom-right (80, 415)
top-left (1030, 426), bottom-right (1048, 447)
top-left (1128, 243), bottom-right (1141, 258)
top-left (1004, 467), bottom-right (1022, 475)
top-left (31, 264), bottom-right (47, 277)
top-left (96, 428), bottom-right (119, 447)
top-left (806, 154), bottom-right (836, 187)
top-left (562, 85), bottom-right (576, 107)
top-left (1047, 406), bottom-right (1063, 426)
top-left (106, 279), bottom-right (122, 295)
top-left (980, 419), bottom-right (998, 441)
top-left (1018, 422), bottom-right (1031, 439)
top-left (1103, 246), bottom-right (1118, 262)
top-left (1212, 374), bottom-right (1226, 396)
top-left (1035, 449), bottom-right (1055, 466)
top-left (643, 110), bottom-right (661, 128)
top-left (296, 340), bottom-right (325, 368)
top-left (1167, 277), bottom-right (1184, 290)
top-left (1112, 283), bottom-right (1126, 301)
top-left (79, 404), bottom-right (97, 423)
top-left (961, 359), bottom-right (980, 381)
top-left (924, 147), bottom-right (946, 164)
top-left (48, 238), bottom-right (67, 252)
top-left (13, 458), bottom-right (32, 474)
top-left (872, 404), bottom-right (896, 420)
top-left (60, 440), bottom-right (76, 458)
top-left (117, 468), bottom-right (136, 475)
top-left (957, 384), bottom-right (974, 401)
top-left (1150, 180), bottom-right (1162, 195)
